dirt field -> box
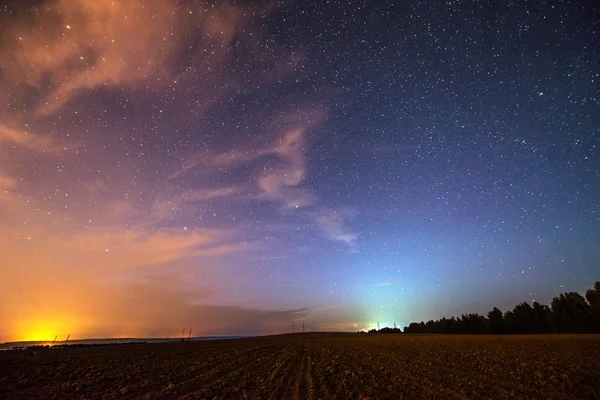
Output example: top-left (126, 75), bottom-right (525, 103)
top-left (1, 333), bottom-right (599, 399)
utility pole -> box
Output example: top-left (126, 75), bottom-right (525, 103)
top-left (52, 335), bottom-right (57, 347)
top-left (65, 334), bottom-right (70, 345)
top-left (181, 328), bottom-right (185, 341)
top-left (377, 321), bottom-right (380, 330)
top-left (188, 328), bottom-right (192, 339)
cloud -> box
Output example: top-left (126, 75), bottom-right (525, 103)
top-left (0, 220), bottom-right (247, 280)
top-left (0, 0), bottom-right (247, 116)
top-left (375, 280), bottom-right (396, 287)
top-left (311, 322), bottom-right (364, 332)
top-left (301, 304), bottom-right (371, 332)
top-left (183, 187), bottom-right (241, 202)
top-left (0, 175), bottom-right (16, 189)
top-left (0, 124), bottom-right (58, 152)
top-left (258, 128), bottom-right (316, 208)
top-left (168, 150), bottom-right (256, 181)
top-left (0, 221), bottom-right (256, 342)
top-left (314, 210), bottom-right (358, 244)
top-left (146, 185), bottom-right (243, 225)
top-left (0, 175), bottom-right (17, 205)
top-left (172, 117), bottom-right (322, 210)
top-left (67, 227), bottom-right (247, 269)
top-left (0, 124), bottom-right (62, 207)
top-left (168, 108), bottom-right (361, 245)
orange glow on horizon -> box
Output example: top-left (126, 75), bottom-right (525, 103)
top-left (11, 314), bottom-right (86, 343)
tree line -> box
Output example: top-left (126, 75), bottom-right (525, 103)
top-left (371, 281), bottom-right (600, 334)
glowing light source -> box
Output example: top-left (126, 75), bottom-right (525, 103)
top-left (12, 314), bottom-right (82, 342)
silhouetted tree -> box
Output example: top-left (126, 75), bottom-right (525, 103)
top-left (586, 282), bottom-right (600, 310)
top-left (487, 307), bottom-right (504, 334)
top-left (378, 327), bottom-right (401, 334)
top-left (438, 317), bottom-right (456, 333)
top-left (585, 282), bottom-right (600, 333)
top-left (531, 301), bottom-right (551, 333)
top-left (465, 313), bottom-right (486, 334)
top-left (550, 292), bottom-right (591, 333)
top-left (503, 310), bottom-right (517, 333)
top-left (512, 302), bottom-right (535, 333)
top-left (402, 282), bottom-right (598, 334)
top-left (403, 323), bottom-right (417, 333)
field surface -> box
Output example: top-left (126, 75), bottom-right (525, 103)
top-left (1, 333), bottom-right (599, 399)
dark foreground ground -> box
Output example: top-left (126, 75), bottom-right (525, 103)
top-left (1, 333), bottom-right (599, 399)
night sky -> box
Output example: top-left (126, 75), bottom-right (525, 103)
top-left (0, 0), bottom-right (598, 342)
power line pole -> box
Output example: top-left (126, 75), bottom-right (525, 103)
top-left (377, 321), bottom-right (380, 330)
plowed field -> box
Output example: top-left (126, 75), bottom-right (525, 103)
top-left (1, 333), bottom-right (599, 399)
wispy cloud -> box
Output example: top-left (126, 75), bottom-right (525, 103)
top-left (146, 185), bottom-right (243, 225)
top-left (168, 108), bottom-right (360, 244)
top-left (0, 124), bottom-right (63, 207)
top-left (0, 175), bottom-right (16, 189)
top-left (258, 127), bottom-right (317, 209)
top-left (313, 210), bottom-right (358, 244)
top-left (375, 280), bottom-right (396, 287)
top-left (177, 186), bottom-right (242, 203)
top-left (0, 124), bottom-right (58, 152)
top-left (301, 304), bottom-right (371, 333)
top-left (0, 0), bottom-right (248, 116)
top-left (172, 114), bottom-right (323, 210)
top-left (311, 322), bottom-right (364, 332)
top-left (68, 227), bottom-right (247, 269)
top-left (0, 174), bottom-right (17, 204)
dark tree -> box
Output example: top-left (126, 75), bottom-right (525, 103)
top-left (531, 301), bottom-right (551, 333)
top-left (550, 292), bottom-right (592, 333)
top-left (487, 307), bottom-right (504, 334)
top-left (455, 314), bottom-right (485, 334)
top-left (512, 302), bottom-right (535, 333)
top-left (503, 310), bottom-right (517, 334)
top-left (586, 282), bottom-right (600, 310)
top-left (585, 282), bottom-right (600, 332)
top-left (403, 282), bottom-right (598, 334)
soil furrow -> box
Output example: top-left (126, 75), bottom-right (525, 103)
top-left (175, 343), bottom-right (286, 398)
top-left (292, 341), bottom-right (310, 400)
top-left (268, 342), bottom-right (305, 400)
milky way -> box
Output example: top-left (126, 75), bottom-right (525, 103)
top-left (0, 0), bottom-right (598, 341)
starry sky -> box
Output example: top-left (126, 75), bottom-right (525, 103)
top-left (0, 0), bottom-right (598, 342)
